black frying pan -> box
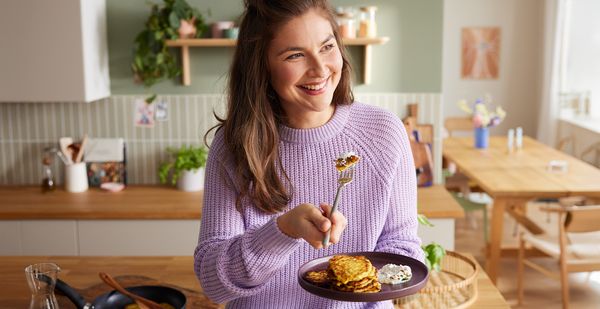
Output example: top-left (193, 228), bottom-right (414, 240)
top-left (53, 277), bottom-right (186, 309)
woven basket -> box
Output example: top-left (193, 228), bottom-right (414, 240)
top-left (394, 251), bottom-right (479, 309)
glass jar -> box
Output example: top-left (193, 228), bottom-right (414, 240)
top-left (337, 12), bottom-right (356, 39)
top-left (25, 263), bottom-right (61, 309)
top-left (358, 6), bottom-right (377, 38)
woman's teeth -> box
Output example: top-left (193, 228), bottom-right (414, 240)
top-left (300, 81), bottom-right (326, 91)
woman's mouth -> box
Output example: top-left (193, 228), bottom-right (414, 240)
top-left (298, 78), bottom-right (328, 95)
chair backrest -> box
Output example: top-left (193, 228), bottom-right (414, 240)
top-left (564, 205), bottom-right (600, 233)
top-left (444, 117), bottom-right (473, 137)
top-left (580, 142), bottom-right (600, 168)
top-left (556, 134), bottom-right (576, 155)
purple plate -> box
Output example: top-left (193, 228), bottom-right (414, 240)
top-left (298, 251), bottom-right (429, 302)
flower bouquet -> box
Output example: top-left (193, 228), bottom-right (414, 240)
top-left (457, 95), bottom-right (506, 148)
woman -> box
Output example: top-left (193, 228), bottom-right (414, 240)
top-left (195, 0), bottom-right (423, 307)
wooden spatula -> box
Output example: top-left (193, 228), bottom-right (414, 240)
top-left (98, 272), bottom-right (164, 309)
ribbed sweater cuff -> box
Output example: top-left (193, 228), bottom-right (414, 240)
top-left (253, 218), bottom-right (301, 254)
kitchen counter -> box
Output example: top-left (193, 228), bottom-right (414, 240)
top-left (0, 185), bottom-right (460, 220)
top-left (417, 185), bottom-right (464, 219)
top-left (0, 254), bottom-right (508, 308)
top-left (0, 185), bottom-right (463, 255)
top-left (0, 185), bottom-right (202, 219)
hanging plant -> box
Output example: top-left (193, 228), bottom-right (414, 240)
top-left (132, 0), bottom-right (208, 87)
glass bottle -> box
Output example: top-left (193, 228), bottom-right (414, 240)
top-left (358, 6), bottom-right (377, 38)
top-left (41, 149), bottom-right (55, 193)
top-left (25, 263), bottom-right (61, 309)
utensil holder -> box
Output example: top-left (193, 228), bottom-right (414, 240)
top-left (65, 162), bottom-right (89, 193)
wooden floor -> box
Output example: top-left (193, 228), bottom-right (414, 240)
top-left (454, 201), bottom-right (600, 308)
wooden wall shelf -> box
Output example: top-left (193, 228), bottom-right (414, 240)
top-left (165, 37), bottom-right (390, 86)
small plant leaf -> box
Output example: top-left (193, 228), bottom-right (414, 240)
top-left (418, 214), bottom-right (434, 227)
top-left (422, 242), bottom-right (446, 272)
top-left (168, 12), bottom-right (180, 29)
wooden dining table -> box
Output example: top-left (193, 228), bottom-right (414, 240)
top-left (443, 136), bottom-right (600, 283)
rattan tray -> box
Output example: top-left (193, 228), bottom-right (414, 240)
top-left (394, 251), bottom-right (479, 309)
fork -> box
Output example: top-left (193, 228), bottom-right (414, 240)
top-left (322, 167), bottom-right (355, 247)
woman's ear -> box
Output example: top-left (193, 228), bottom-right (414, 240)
top-left (267, 83), bottom-right (277, 101)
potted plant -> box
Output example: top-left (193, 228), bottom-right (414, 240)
top-left (159, 145), bottom-right (208, 192)
top-left (417, 214), bottom-right (447, 271)
top-left (132, 0), bottom-right (208, 87)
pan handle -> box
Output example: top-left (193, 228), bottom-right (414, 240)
top-left (53, 277), bottom-right (90, 309)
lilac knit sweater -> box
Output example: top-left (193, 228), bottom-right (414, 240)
top-left (194, 102), bottom-right (423, 308)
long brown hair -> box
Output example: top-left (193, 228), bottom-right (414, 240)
top-left (210, 0), bottom-right (354, 214)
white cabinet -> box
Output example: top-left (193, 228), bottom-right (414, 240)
top-left (0, 0), bottom-right (110, 102)
top-left (0, 220), bottom-right (200, 256)
top-left (78, 220), bottom-right (200, 256)
top-left (417, 218), bottom-right (455, 251)
top-left (20, 221), bottom-right (79, 255)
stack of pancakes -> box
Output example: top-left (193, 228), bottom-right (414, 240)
top-left (325, 255), bottom-right (381, 293)
top-left (328, 255), bottom-right (381, 293)
top-left (303, 255), bottom-right (382, 293)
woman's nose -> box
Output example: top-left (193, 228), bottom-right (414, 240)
top-left (308, 55), bottom-right (328, 77)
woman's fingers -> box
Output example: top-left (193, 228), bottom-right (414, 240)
top-left (319, 203), bottom-right (348, 245)
top-left (306, 206), bottom-right (331, 233)
top-left (277, 203), bottom-right (347, 249)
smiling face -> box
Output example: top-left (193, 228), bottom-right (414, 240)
top-left (267, 9), bottom-right (344, 129)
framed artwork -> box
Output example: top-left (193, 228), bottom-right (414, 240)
top-left (461, 27), bottom-right (501, 79)
top-left (134, 97), bottom-right (156, 127)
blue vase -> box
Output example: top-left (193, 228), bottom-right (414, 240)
top-left (474, 127), bottom-right (489, 149)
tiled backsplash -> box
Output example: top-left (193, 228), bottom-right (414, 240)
top-left (0, 93), bottom-right (441, 185)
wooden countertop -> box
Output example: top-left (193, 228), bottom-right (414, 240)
top-left (0, 185), bottom-right (462, 220)
top-left (0, 254), bottom-right (507, 308)
top-left (0, 186), bottom-right (203, 219)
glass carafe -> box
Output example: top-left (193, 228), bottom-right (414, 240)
top-left (25, 263), bottom-right (61, 309)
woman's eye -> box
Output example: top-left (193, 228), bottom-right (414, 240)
top-left (286, 53), bottom-right (303, 60)
top-left (322, 44), bottom-right (335, 52)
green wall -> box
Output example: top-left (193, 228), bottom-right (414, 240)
top-left (107, 0), bottom-right (442, 94)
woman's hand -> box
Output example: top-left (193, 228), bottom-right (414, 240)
top-left (276, 203), bottom-right (348, 249)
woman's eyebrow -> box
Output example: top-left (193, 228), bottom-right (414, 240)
top-left (276, 34), bottom-right (335, 56)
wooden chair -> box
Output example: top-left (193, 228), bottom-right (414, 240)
top-left (443, 117), bottom-right (489, 232)
top-left (443, 117), bottom-right (478, 191)
top-left (402, 116), bottom-right (434, 187)
top-left (402, 104), bottom-right (435, 187)
top-left (581, 141), bottom-right (600, 168)
top-left (517, 204), bottom-right (600, 309)
top-left (444, 116), bottom-right (473, 137)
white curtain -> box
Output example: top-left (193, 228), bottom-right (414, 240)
top-left (537, 0), bottom-right (569, 146)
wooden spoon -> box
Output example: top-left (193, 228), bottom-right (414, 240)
top-left (98, 272), bottom-right (164, 309)
top-left (75, 134), bottom-right (88, 163)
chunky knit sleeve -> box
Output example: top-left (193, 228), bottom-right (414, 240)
top-left (193, 131), bottom-right (301, 304)
top-left (373, 114), bottom-right (424, 261)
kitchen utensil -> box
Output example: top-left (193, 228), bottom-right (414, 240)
top-left (54, 277), bottom-right (186, 309)
top-left (322, 167), bottom-right (355, 247)
top-left (59, 137), bottom-right (74, 164)
top-left (55, 150), bottom-right (70, 165)
top-left (75, 135), bottom-right (88, 163)
top-left (99, 272), bottom-right (163, 309)
top-left (298, 251), bottom-right (429, 302)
